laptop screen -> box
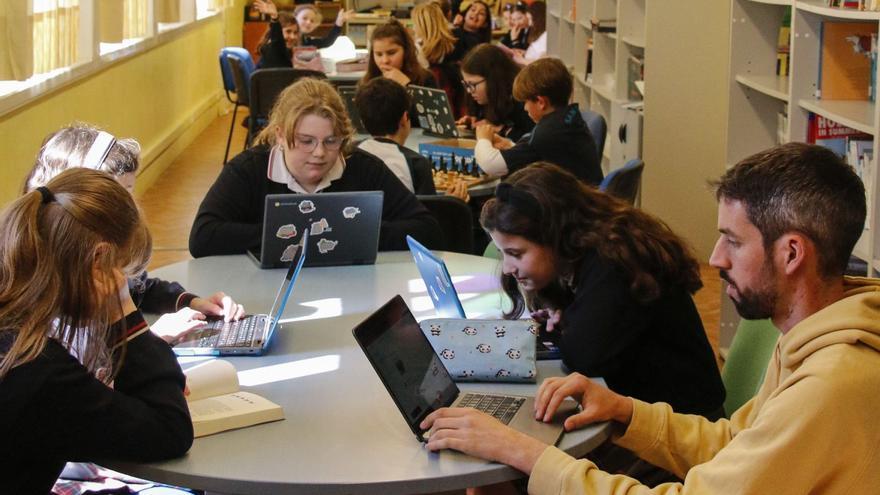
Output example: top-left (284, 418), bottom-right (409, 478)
top-left (352, 295), bottom-right (459, 436)
top-left (266, 230), bottom-right (309, 337)
top-left (406, 235), bottom-right (467, 319)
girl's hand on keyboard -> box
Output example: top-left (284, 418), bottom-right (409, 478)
top-left (191, 292), bottom-right (246, 322)
top-left (152, 307), bottom-right (208, 344)
top-left (420, 407), bottom-right (548, 474)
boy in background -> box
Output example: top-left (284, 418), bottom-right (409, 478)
top-left (474, 57), bottom-right (602, 185)
top-left (354, 78), bottom-right (468, 201)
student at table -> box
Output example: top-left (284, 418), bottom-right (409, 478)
top-left (252, 0), bottom-right (299, 69)
top-left (458, 44), bottom-right (534, 142)
top-left (452, 1), bottom-right (492, 58)
top-left (513, 0), bottom-right (547, 65)
top-left (411, 2), bottom-right (466, 117)
top-left (24, 124), bottom-right (245, 329)
top-left (354, 77), bottom-right (469, 201)
top-left (422, 143), bottom-right (880, 494)
top-left (295, 3), bottom-right (353, 49)
top-left (0, 169), bottom-right (193, 493)
top-left (360, 19), bottom-right (436, 88)
top-left (475, 57), bottom-right (601, 185)
top-left (189, 77), bottom-right (442, 257)
top-left (500, 2), bottom-right (530, 51)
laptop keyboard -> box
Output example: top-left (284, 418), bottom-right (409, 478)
top-left (203, 317), bottom-right (262, 348)
top-left (458, 394), bottom-right (525, 425)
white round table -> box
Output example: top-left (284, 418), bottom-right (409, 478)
top-left (109, 252), bottom-right (610, 494)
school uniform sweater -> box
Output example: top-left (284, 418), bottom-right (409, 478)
top-left (188, 146), bottom-right (442, 257)
top-left (0, 312), bottom-right (193, 494)
top-left (559, 249), bottom-right (725, 417)
top-left (302, 25), bottom-right (342, 49)
top-left (257, 20), bottom-right (293, 69)
top-left (529, 277), bottom-right (880, 494)
top-left (476, 103), bottom-right (602, 185)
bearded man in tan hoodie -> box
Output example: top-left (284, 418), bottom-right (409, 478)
top-left (420, 142), bottom-right (880, 494)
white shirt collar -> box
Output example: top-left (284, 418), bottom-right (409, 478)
top-left (266, 144), bottom-right (345, 194)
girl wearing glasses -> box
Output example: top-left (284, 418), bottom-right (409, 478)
top-left (189, 78), bottom-right (441, 257)
top-left (458, 44), bottom-right (534, 142)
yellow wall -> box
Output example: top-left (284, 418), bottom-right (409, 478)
top-left (0, 5), bottom-right (248, 207)
top-left (642, 2), bottom-right (730, 259)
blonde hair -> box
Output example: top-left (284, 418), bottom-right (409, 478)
top-left (255, 77), bottom-right (354, 148)
top-left (24, 123), bottom-right (141, 194)
top-left (411, 2), bottom-right (457, 64)
top-left (0, 168), bottom-right (152, 379)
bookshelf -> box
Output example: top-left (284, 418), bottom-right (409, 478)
top-left (727, 0), bottom-right (880, 278)
top-left (547, 0), bottom-right (646, 173)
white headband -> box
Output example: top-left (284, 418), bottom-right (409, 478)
top-left (82, 131), bottom-right (117, 170)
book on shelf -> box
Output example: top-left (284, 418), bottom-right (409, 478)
top-left (806, 112), bottom-right (871, 158)
top-left (185, 359), bottom-right (284, 438)
top-left (847, 137), bottom-right (875, 226)
top-left (777, 104), bottom-right (788, 145)
top-left (776, 9), bottom-right (791, 77)
top-left (818, 21), bottom-right (878, 100)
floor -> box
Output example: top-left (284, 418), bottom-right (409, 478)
top-left (139, 110), bottom-right (723, 358)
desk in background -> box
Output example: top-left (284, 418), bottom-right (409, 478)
top-left (109, 252), bottom-right (610, 494)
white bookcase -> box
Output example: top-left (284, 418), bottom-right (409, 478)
top-left (727, 0), bottom-right (880, 277)
top-left (546, 0), bottom-right (646, 174)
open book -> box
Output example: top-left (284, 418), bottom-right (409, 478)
top-left (184, 360), bottom-right (284, 438)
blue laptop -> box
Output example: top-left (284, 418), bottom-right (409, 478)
top-left (405, 235), bottom-right (561, 359)
top-left (173, 231), bottom-right (309, 356)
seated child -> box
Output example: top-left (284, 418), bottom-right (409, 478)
top-left (0, 169), bottom-right (193, 493)
top-left (189, 77), bottom-right (442, 257)
top-left (354, 78), bottom-right (468, 201)
top-left (474, 57), bottom-right (602, 185)
top-left (253, 0), bottom-right (299, 69)
top-left (25, 124), bottom-right (245, 329)
top-left (295, 4), bottom-right (353, 49)
top-left (360, 19), bottom-right (436, 88)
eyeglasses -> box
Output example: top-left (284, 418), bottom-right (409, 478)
top-left (462, 78), bottom-right (486, 93)
top-left (293, 134), bottom-right (343, 152)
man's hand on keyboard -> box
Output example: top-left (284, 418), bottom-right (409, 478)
top-left (420, 407), bottom-right (548, 475)
top-left (152, 307), bottom-right (208, 344)
top-left (190, 292), bottom-right (246, 322)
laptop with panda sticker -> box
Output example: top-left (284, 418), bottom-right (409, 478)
top-left (406, 235), bottom-right (561, 360)
top-left (248, 191), bottom-right (383, 269)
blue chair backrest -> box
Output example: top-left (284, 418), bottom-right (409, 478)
top-left (582, 110), bottom-right (607, 163)
top-left (219, 47), bottom-right (255, 94)
top-left (599, 158), bottom-right (644, 205)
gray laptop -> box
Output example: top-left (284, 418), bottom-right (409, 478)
top-left (406, 235), bottom-right (561, 359)
top-left (352, 295), bottom-right (575, 444)
top-left (249, 191), bottom-right (383, 269)
top-left (408, 85), bottom-right (475, 139)
top-left (173, 230), bottom-right (308, 356)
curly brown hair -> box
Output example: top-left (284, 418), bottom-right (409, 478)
top-left (480, 162), bottom-right (703, 318)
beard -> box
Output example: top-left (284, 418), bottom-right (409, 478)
top-left (720, 264), bottom-right (779, 321)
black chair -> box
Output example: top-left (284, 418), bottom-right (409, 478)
top-left (417, 195), bottom-right (474, 254)
top-left (247, 68), bottom-right (327, 147)
top-left (599, 158), bottom-right (645, 206)
top-left (224, 53), bottom-right (252, 164)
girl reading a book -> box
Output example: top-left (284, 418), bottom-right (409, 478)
top-left (458, 44), bottom-right (534, 142)
top-left (361, 19), bottom-right (436, 88)
top-left (480, 163), bottom-right (725, 482)
top-left (0, 169), bottom-right (193, 493)
top-left (252, 0), bottom-right (300, 69)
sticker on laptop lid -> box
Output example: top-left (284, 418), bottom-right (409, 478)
top-left (310, 218), bottom-right (331, 235)
top-left (316, 238), bottom-right (338, 254)
top-left (298, 200), bottom-right (316, 214)
top-left (276, 224), bottom-right (297, 239)
top-left (280, 243), bottom-right (300, 262)
top-left (342, 206), bottom-right (361, 219)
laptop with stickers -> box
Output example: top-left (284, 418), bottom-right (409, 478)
top-left (406, 235), bottom-right (561, 359)
top-left (173, 230), bottom-right (308, 356)
top-left (408, 85), bottom-right (475, 139)
top-left (352, 295), bottom-right (574, 444)
top-left (248, 191), bottom-right (383, 269)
